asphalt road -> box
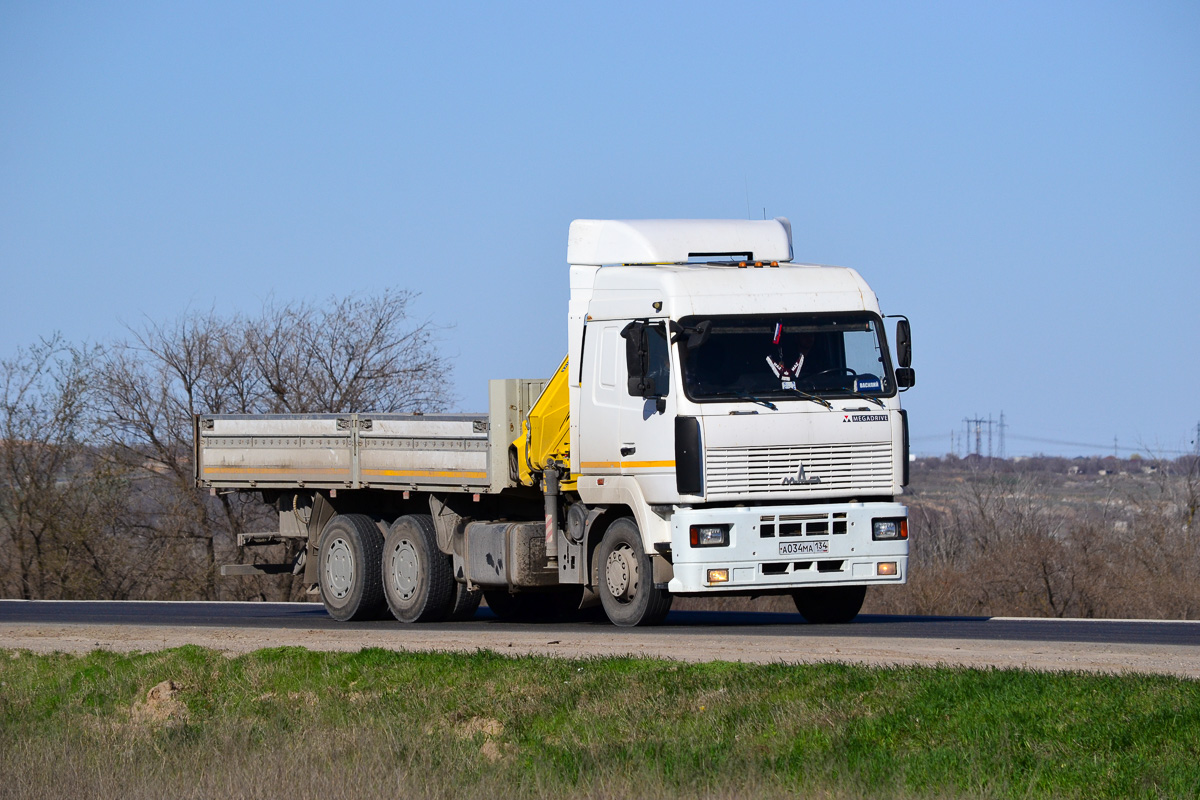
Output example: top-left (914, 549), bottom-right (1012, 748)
top-left (1, 600), bottom-right (1196, 647)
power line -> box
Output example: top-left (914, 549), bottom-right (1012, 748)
top-left (1004, 434), bottom-right (1191, 456)
top-left (919, 422), bottom-right (1195, 457)
top-left (962, 414), bottom-right (997, 457)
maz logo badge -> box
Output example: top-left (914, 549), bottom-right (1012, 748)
top-left (781, 462), bottom-right (821, 486)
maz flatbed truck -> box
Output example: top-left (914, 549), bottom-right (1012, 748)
top-left (195, 218), bottom-right (915, 626)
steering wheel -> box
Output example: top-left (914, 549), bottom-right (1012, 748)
top-left (798, 367), bottom-right (857, 390)
top-left (808, 367), bottom-right (857, 380)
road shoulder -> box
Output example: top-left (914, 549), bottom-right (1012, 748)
top-left (2, 622), bottom-right (1196, 679)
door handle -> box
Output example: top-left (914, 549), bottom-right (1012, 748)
top-left (620, 446), bottom-right (636, 457)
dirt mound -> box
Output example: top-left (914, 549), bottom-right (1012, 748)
top-left (131, 679), bottom-right (189, 726)
top-left (457, 716), bottom-right (505, 761)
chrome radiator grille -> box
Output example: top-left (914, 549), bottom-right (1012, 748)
top-left (704, 441), bottom-right (894, 497)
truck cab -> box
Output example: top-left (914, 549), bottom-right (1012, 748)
top-left (559, 218), bottom-right (912, 624)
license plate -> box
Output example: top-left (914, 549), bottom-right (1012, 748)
top-left (778, 540), bottom-right (829, 556)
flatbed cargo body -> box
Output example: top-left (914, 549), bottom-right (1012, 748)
top-left (196, 413), bottom-right (493, 492)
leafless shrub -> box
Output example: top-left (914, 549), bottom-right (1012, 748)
top-left (0, 291), bottom-right (451, 601)
top-left (867, 457), bottom-right (1200, 619)
top-left (0, 337), bottom-right (160, 599)
top-left (85, 291), bottom-right (449, 600)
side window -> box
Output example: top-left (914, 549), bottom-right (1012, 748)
top-left (646, 323), bottom-right (670, 396)
top-left (599, 326), bottom-right (617, 388)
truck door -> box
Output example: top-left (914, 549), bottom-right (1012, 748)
top-left (618, 320), bottom-right (677, 503)
top-left (576, 322), bottom-right (624, 472)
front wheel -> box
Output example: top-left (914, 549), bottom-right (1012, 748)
top-left (596, 517), bottom-right (672, 627)
top-left (792, 585), bottom-right (867, 624)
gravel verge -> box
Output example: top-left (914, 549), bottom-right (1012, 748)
top-left (2, 621), bottom-right (1197, 678)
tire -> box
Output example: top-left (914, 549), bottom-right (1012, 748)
top-left (317, 514), bottom-right (387, 622)
top-left (792, 585), bottom-right (867, 624)
top-left (383, 514), bottom-right (455, 623)
top-left (447, 582), bottom-right (483, 621)
top-left (482, 589), bottom-right (531, 621)
top-left (595, 517), bottom-right (672, 627)
top-left (483, 586), bottom-right (585, 623)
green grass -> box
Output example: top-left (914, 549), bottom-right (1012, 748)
top-left (1, 647), bottom-right (1197, 799)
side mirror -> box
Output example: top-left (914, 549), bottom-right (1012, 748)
top-left (896, 367), bottom-right (916, 389)
top-left (895, 318), bottom-right (912, 368)
top-left (621, 320), bottom-right (655, 398)
top-left (669, 319), bottom-right (712, 349)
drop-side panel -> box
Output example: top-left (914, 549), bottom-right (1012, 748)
top-left (196, 413), bottom-right (493, 491)
top-left (197, 415), bottom-right (354, 488)
top-left (358, 414), bottom-right (490, 489)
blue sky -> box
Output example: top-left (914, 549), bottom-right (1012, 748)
top-left (2, 1), bottom-right (1197, 457)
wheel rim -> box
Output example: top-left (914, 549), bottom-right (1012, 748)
top-left (605, 544), bottom-right (638, 603)
top-left (324, 537), bottom-right (354, 600)
top-left (388, 538), bottom-right (420, 602)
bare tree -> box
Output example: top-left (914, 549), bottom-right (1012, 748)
top-left (87, 292), bottom-right (451, 600)
top-left (249, 290), bottom-right (450, 413)
top-left (0, 337), bottom-right (85, 597)
top-left (0, 337), bottom-right (157, 599)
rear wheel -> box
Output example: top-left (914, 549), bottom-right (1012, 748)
top-left (447, 582), bottom-right (483, 621)
top-left (318, 514), bottom-right (386, 622)
top-left (483, 586), bottom-right (585, 622)
top-left (383, 514), bottom-right (455, 623)
top-left (596, 517), bottom-right (672, 627)
top-left (792, 585), bottom-right (867, 624)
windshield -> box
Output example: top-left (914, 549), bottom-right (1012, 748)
top-left (678, 313), bottom-right (895, 402)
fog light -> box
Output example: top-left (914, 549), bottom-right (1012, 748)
top-left (872, 519), bottom-right (908, 540)
top-left (707, 568), bottom-right (729, 584)
top-left (877, 562), bottom-right (897, 576)
top-left (690, 524), bottom-right (730, 547)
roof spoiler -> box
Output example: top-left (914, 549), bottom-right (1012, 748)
top-left (567, 218), bottom-right (793, 266)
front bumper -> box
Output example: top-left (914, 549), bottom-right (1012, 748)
top-left (665, 501), bottom-right (908, 594)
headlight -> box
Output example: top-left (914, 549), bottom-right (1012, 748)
top-left (690, 524), bottom-right (730, 547)
top-left (872, 519), bottom-right (908, 541)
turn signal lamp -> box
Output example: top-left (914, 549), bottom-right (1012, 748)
top-left (707, 569), bottom-right (729, 584)
top-left (878, 562), bottom-right (898, 576)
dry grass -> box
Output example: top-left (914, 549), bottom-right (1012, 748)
top-left (868, 457), bottom-right (1200, 619)
top-left (1, 647), bottom-right (1197, 800)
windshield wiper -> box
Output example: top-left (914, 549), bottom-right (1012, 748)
top-left (705, 390), bottom-right (778, 410)
top-left (784, 388), bottom-right (834, 410)
top-left (842, 390), bottom-right (884, 408)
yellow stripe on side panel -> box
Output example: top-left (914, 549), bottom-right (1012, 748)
top-left (202, 466), bottom-right (351, 475)
top-left (361, 468), bottom-right (487, 480)
top-left (580, 460), bottom-right (675, 470)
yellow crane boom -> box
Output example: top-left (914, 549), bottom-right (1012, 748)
top-left (512, 356), bottom-right (575, 490)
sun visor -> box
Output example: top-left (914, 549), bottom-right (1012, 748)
top-left (567, 218), bottom-right (793, 266)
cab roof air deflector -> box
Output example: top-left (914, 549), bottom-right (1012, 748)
top-left (567, 218), bottom-right (794, 266)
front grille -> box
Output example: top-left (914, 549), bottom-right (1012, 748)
top-left (759, 511), bottom-right (848, 537)
top-left (705, 441), bottom-right (894, 497)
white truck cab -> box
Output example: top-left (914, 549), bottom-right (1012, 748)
top-left (565, 219), bottom-right (912, 622)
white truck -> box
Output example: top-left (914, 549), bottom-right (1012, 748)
top-left (195, 218), bottom-right (915, 626)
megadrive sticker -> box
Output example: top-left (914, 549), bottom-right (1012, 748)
top-left (843, 414), bottom-right (889, 422)
top-left (854, 377), bottom-right (882, 392)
